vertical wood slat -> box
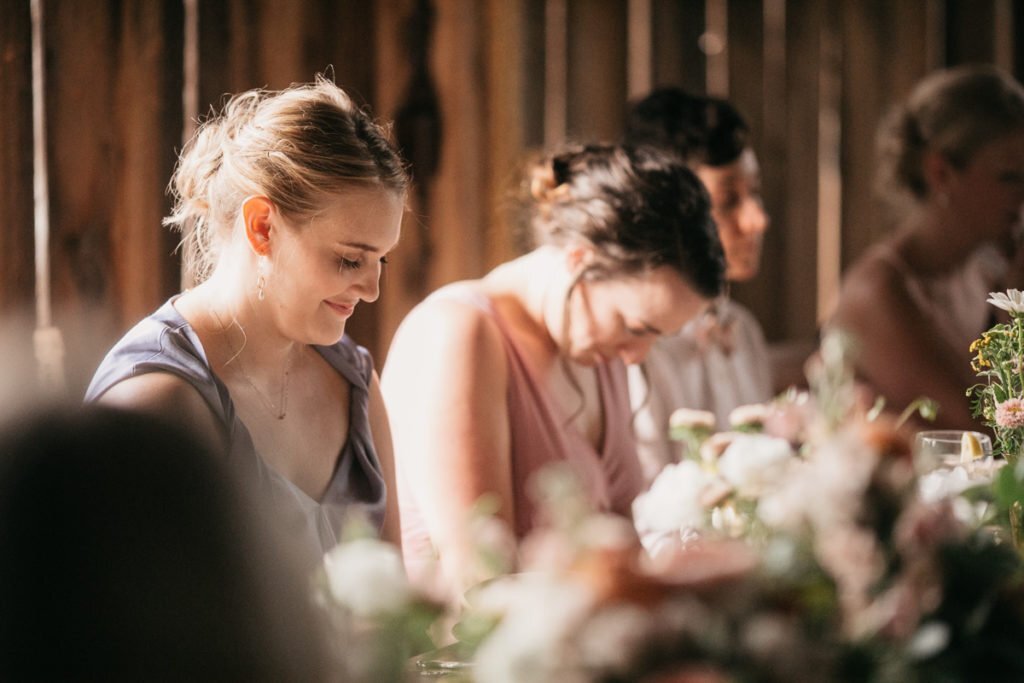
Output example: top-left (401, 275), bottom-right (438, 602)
top-left (757, 0), bottom-right (787, 342)
top-left (0, 0), bottom-right (35, 313)
top-left (627, 0), bottom-right (653, 99)
top-left (839, 0), bottom-right (888, 279)
top-left (566, 0), bottom-right (628, 142)
top-left (704, 0), bottom-right (729, 97)
top-left (484, 0), bottom-right (535, 269)
top-left (426, 0), bottom-right (488, 290)
top-left (1016, 0), bottom-right (1024, 79)
top-left (816, 0), bottom-right (842, 323)
top-left (839, 0), bottom-right (938, 276)
top-left (544, 0), bottom-right (568, 146)
top-left (45, 2), bottom-right (183, 396)
top-left (111, 2), bottom-right (186, 325)
top-left (993, 0), bottom-right (1013, 73)
top-left (651, 0), bottom-right (706, 92)
top-left (944, 0), bottom-right (998, 66)
top-left (725, 0), bottom-right (777, 339)
top-left (0, 0), bottom-right (39, 400)
top-left (782, 0), bottom-right (821, 340)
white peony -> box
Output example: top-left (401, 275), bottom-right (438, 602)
top-left (716, 434), bottom-right (795, 496)
top-left (729, 402), bottom-right (771, 429)
top-left (669, 407), bottom-right (716, 431)
top-left (757, 431), bottom-right (875, 532)
top-left (472, 574), bottom-right (594, 683)
top-left (632, 460), bottom-right (714, 535)
top-left (987, 289), bottom-right (1024, 314)
top-left (574, 604), bottom-right (655, 673)
top-left (323, 538), bottom-right (412, 617)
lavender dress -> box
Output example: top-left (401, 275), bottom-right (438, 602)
top-left (85, 297), bottom-right (387, 568)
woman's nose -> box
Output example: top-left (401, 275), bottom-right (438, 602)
top-left (742, 198), bottom-right (769, 235)
top-left (618, 337), bottom-right (656, 365)
top-left (358, 263), bottom-right (382, 303)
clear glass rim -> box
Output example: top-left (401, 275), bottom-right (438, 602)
top-left (914, 430), bottom-right (991, 444)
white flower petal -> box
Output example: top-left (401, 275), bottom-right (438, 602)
top-left (987, 289), bottom-right (1024, 314)
top-left (669, 407), bottom-right (716, 430)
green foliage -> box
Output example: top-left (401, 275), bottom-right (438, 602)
top-left (967, 308), bottom-right (1024, 464)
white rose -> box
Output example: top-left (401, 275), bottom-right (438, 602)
top-left (323, 538), bottom-right (412, 617)
top-left (716, 434), bottom-right (795, 496)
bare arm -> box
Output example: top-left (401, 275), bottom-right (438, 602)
top-left (367, 370), bottom-right (402, 550)
top-left (96, 372), bottom-right (225, 450)
top-left (381, 297), bottom-right (514, 588)
top-left (832, 258), bottom-right (979, 429)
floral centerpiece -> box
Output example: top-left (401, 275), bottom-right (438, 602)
top-left (968, 289), bottom-right (1024, 464)
top-left (314, 327), bottom-right (1024, 682)
top-left (449, 330), bottom-right (1024, 682)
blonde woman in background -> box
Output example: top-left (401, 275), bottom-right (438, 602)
top-left (86, 77), bottom-right (408, 568)
top-left (832, 65), bottom-right (1024, 430)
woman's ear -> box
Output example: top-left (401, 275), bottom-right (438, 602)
top-left (564, 243), bottom-right (596, 274)
top-left (922, 149), bottom-right (955, 197)
top-left (242, 196), bottom-right (275, 256)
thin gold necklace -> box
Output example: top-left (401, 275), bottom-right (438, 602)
top-left (213, 310), bottom-right (294, 420)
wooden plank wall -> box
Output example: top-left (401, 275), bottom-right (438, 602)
top-left (1, 0), bottom-right (1022, 398)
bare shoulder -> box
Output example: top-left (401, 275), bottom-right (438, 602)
top-left (834, 249), bottom-right (911, 329)
top-left (386, 284), bottom-right (507, 373)
top-left (97, 372), bottom-right (222, 445)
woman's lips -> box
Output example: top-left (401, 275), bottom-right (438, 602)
top-left (325, 300), bottom-right (355, 318)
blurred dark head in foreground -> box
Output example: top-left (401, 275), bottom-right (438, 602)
top-left (0, 405), bottom-right (331, 681)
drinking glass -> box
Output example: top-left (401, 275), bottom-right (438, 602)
top-left (913, 430), bottom-right (992, 473)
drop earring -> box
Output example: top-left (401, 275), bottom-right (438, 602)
top-left (254, 255), bottom-right (268, 301)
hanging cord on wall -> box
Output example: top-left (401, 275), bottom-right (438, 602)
top-left (30, 0), bottom-right (66, 395)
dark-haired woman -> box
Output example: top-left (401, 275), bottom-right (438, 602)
top-left (381, 145), bottom-right (725, 590)
top-left (624, 89), bottom-right (772, 480)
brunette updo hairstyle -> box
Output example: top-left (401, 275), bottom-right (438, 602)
top-left (528, 144), bottom-right (725, 299)
top-left (166, 75), bottom-right (410, 282)
top-left (624, 88), bottom-right (749, 168)
top-left (876, 64), bottom-right (1024, 204)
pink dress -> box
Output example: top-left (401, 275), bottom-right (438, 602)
top-left (872, 242), bottom-right (1005, 355)
top-left (397, 287), bottom-right (645, 576)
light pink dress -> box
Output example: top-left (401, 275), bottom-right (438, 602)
top-left (397, 287), bottom-right (645, 577)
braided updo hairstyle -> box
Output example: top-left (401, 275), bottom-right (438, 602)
top-left (527, 144), bottom-right (725, 299)
top-left (876, 64), bottom-right (1024, 204)
top-left (165, 75), bottom-right (409, 282)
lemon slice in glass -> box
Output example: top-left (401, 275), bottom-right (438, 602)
top-left (960, 432), bottom-right (985, 463)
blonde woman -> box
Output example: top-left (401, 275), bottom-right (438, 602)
top-left (86, 78), bottom-right (408, 567)
top-left (832, 65), bottom-right (1024, 430)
